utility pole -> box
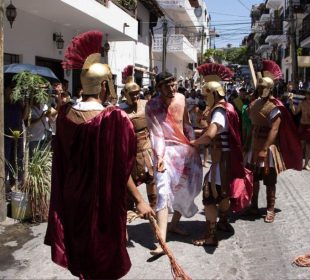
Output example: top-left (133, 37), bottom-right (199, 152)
top-left (0, 0), bottom-right (7, 221)
top-left (289, 0), bottom-right (298, 87)
top-left (162, 18), bottom-right (168, 72)
top-left (200, 26), bottom-right (205, 65)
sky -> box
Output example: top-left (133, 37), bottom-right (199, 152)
top-left (204, 0), bottom-right (262, 48)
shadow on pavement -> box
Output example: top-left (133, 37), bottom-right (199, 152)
top-left (0, 223), bottom-right (34, 271)
top-left (127, 220), bottom-right (235, 255)
top-left (230, 207), bottom-right (282, 223)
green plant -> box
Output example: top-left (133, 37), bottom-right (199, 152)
top-left (11, 72), bottom-right (50, 186)
top-left (10, 71), bottom-right (51, 222)
top-left (118, 0), bottom-right (137, 10)
top-left (5, 129), bottom-right (24, 189)
top-left (22, 144), bottom-right (52, 222)
top-left (297, 47), bottom-right (303, 56)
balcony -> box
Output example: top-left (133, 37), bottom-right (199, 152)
top-left (285, 0), bottom-right (306, 19)
top-left (10, 0), bottom-right (138, 41)
top-left (265, 22), bottom-right (283, 36)
top-left (266, 0), bottom-right (284, 10)
top-left (153, 34), bottom-right (197, 62)
top-left (259, 8), bottom-right (270, 23)
top-left (156, 0), bottom-right (199, 31)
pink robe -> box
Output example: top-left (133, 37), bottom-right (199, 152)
top-left (146, 93), bottom-right (202, 218)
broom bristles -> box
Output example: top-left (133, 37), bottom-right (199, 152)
top-left (293, 254), bottom-right (310, 267)
top-left (149, 216), bottom-right (192, 280)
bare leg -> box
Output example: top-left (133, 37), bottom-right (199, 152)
top-left (246, 181), bottom-right (260, 215)
top-left (146, 182), bottom-right (157, 209)
top-left (150, 207), bottom-right (168, 255)
top-left (265, 185), bottom-right (276, 223)
top-left (193, 204), bottom-right (218, 246)
top-left (168, 210), bottom-right (189, 236)
top-left (217, 198), bottom-right (233, 232)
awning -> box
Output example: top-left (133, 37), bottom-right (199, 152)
top-left (256, 44), bottom-right (272, 54)
top-left (283, 56), bottom-right (310, 67)
top-left (298, 56), bottom-right (310, 67)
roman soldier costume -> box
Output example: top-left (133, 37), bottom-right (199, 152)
top-left (45, 31), bottom-right (136, 279)
top-left (193, 63), bottom-right (252, 246)
top-left (121, 75), bottom-right (157, 208)
top-left (247, 60), bottom-right (302, 222)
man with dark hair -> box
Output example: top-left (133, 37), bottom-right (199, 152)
top-left (61, 78), bottom-right (72, 98)
top-left (145, 72), bottom-right (202, 255)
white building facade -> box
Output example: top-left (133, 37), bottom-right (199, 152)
top-left (153, 0), bottom-right (211, 81)
top-left (4, 0), bottom-right (138, 95)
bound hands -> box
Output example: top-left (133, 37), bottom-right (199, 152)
top-left (156, 157), bottom-right (166, 172)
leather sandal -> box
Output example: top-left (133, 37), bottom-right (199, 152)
top-left (192, 222), bottom-right (218, 247)
top-left (264, 210), bottom-right (275, 223)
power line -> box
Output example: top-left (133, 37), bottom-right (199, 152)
top-left (209, 11), bottom-right (249, 18)
top-left (237, 0), bottom-right (251, 11)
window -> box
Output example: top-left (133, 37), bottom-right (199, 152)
top-left (4, 53), bottom-right (20, 65)
top-left (137, 18), bottom-right (142, 36)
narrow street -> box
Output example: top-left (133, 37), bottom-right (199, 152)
top-left (1, 168), bottom-right (310, 280)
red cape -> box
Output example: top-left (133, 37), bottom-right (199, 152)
top-left (224, 102), bottom-right (253, 212)
top-left (45, 105), bottom-right (136, 279)
top-left (271, 98), bottom-right (303, 171)
top-left (225, 102), bottom-right (245, 179)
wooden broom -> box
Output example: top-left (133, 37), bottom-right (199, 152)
top-left (127, 211), bottom-right (192, 280)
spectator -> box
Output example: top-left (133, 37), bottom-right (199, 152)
top-left (4, 82), bottom-right (24, 187)
top-left (27, 99), bottom-right (50, 158)
top-left (289, 90), bottom-right (310, 170)
top-left (62, 79), bottom-right (72, 98)
top-left (186, 89), bottom-right (199, 127)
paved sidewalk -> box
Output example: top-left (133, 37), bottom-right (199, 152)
top-left (1, 169), bottom-right (310, 279)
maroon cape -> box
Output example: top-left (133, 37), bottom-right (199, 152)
top-left (224, 102), bottom-right (253, 212)
top-left (271, 98), bottom-right (303, 171)
top-left (44, 105), bottom-right (136, 279)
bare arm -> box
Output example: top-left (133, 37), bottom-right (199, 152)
top-left (190, 122), bottom-right (219, 146)
top-left (289, 99), bottom-right (302, 115)
top-left (127, 175), bottom-right (155, 218)
top-left (258, 116), bottom-right (281, 160)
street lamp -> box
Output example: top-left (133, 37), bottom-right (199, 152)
top-left (53, 33), bottom-right (64, 50)
top-left (6, 1), bottom-right (17, 28)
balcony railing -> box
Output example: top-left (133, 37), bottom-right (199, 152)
top-left (300, 14), bottom-right (310, 42)
top-left (153, 34), bottom-right (197, 62)
top-left (109, 0), bottom-right (136, 17)
top-left (285, 0), bottom-right (305, 19)
top-left (156, 0), bottom-right (198, 29)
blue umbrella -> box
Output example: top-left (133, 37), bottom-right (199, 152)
top-left (4, 63), bottom-right (60, 83)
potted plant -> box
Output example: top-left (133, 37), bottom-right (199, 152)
top-left (118, 0), bottom-right (137, 11)
top-left (10, 71), bottom-right (52, 221)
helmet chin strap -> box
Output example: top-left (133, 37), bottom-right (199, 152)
top-left (206, 91), bottom-right (215, 108)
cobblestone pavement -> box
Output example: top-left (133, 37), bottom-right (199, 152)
top-left (1, 168), bottom-right (310, 280)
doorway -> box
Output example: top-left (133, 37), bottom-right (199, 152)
top-left (35, 56), bottom-right (64, 83)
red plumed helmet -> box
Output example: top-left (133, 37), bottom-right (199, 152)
top-left (121, 65), bottom-right (134, 84)
top-left (62, 30), bottom-right (103, 70)
top-left (262, 60), bottom-right (283, 80)
top-left (197, 63), bottom-right (234, 82)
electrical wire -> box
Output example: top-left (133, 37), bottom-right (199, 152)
top-left (237, 0), bottom-right (251, 11)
